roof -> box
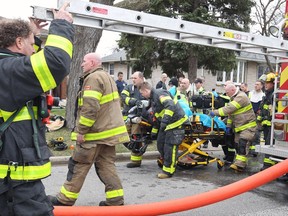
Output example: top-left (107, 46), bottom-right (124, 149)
top-left (238, 51), bottom-right (277, 63)
top-left (101, 50), bottom-right (277, 64)
top-left (101, 50), bottom-right (127, 63)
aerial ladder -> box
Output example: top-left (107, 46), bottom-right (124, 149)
top-left (32, 0), bottom-right (288, 158)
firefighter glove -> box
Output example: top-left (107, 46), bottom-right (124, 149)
top-left (160, 122), bottom-right (167, 131)
top-left (226, 127), bottom-right (232, 135)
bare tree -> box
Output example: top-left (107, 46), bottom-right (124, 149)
top-left (252, 0), bottom-right (286, 72)
top-left (65, 0), bottom-right (114, 129)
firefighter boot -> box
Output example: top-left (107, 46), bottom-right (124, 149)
top-left (48, 195), bottom-right (69, 206)
top-left (157, 156), bottom-right (164, 168)
top-left (229, 163), bottom-right (244, 172)
top-left (157, 172), bottom-right (172, 179)
top-left (99, 201), bottom-right (124, 206)
top-left (126, 161), bottom-right (141, 168)
top-left (277, 173), bottom-right (288, 182)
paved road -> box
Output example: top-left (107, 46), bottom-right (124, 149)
top-left (43, 149), bottom-right (288, 216)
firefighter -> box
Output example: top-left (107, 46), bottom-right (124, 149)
top-left (0, 4), bottom-right (74, 216)
top-left (49, 53), bottom-right (130, 207)
top-left (139, 82), bottom-right (189, 179)
top-left (210, 83), bottom-right (256, 172)
top-left (121, 71), bottom-right (147, 168)
top-left (257, 73), bottom-right (279, 170)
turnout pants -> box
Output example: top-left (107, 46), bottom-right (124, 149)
top-left (57, 144), bottom-right (124, 206)
top-left (0, 180), bottom-right (53, 216)
top-left (157, 127), bottom-right (185, 175)
top-left (126, 123), bottom-right (143, 164)
top-left (234, 127), bottom-right (256, 168)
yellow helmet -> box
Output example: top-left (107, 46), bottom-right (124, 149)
top-left (259, 73), bottom-right (275, 83)
top-left (265, 73), bottom-right (275, 82)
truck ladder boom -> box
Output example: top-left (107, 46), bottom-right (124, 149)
top-left (32, 0), bottom-right (288, 58)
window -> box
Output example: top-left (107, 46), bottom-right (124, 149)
top-left (257, 64), bottom-right (271, 79)
top-left (216, 61), bottom-right (246, 85)
top-left (109, 63), bottom-right (114, 75)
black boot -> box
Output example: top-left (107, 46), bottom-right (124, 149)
top-left (277, 173), bottom-right (288, 182)
top-left (126, 161), bottom-right (141, 168)
top-left (99, 201), bottom-right (124, 206)
top-left (47, 195), bottom-right (69, 206)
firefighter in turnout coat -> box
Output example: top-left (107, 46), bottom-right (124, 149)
top-left (0, 4), bottom-right (74, 216)
top-left (139, 82), bottom-right (189, 179)
top-left (49, 53), bottom-right (129, 207)
top-left (210, 83), bottom-right (256, 171)
top-left (121, 71), bottom-right (147, 168)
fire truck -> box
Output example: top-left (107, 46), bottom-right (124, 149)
top-left (33, 0), bottom-right (288, 160)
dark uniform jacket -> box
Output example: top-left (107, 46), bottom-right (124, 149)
top-left (121, 84), bottom-right (146, 117)
top-left (257, 89), bottom-right (273, 126)
top-left (150, 88), bottom-right (189, 134)
top-left (156, 81), bottom-right (167, 90)
top-left (0, 20), bottom-right (74, 183)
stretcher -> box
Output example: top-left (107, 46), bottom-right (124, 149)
top-left (124, 95), bottom-right (226, 169)
top-left (176, 116), bottom-right (225, 169)
top-left (178, 92), bottom-right (226, 169)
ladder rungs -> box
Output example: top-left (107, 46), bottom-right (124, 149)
top-left (212, 40), bottom-right (234, 45)
top-left (273, 119), bottom-right (288, 124)
top-left (145, 28), bottom-right (166, 33)
top-left (105, 21), bottom-right (122, 26)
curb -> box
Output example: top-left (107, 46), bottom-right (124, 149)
top-left (50, 146), bottom-right (224, 165)
top-left (50, 151), bottom-right (160, 165)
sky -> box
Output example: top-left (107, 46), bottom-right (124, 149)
top-left (0, 0), bottom-right (121, 57)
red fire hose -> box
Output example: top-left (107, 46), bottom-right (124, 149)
top-left (54, 159), bottom-right (288, 216)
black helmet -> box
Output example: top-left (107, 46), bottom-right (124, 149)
top-left (168, 77), bottom-right (178, 87)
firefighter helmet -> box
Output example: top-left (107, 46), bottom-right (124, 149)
top-left (265, 73), bottom-right (276, 82)
top-left (259, 73), bottom-right (275, 83)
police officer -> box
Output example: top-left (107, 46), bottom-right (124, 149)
top-left (0, 4), bottom-right (74, 215)
top-left (139, 82), bottom-right (189, 179)
top-left (121, 71), bottom-right (147, 168)
top-left (210, 83), bottom-right (256, 172)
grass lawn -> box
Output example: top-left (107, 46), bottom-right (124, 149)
top-left (46, 107), bottom-right (157, 156)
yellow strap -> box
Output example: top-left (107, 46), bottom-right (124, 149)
top-left (166, 116), bottom-right (188, 130)
top-left (160, 96), bottom-right (172, 103)
top-left (106, 189), bottom-right (124, 199)
top-left (45, 34), bottom-right (73, 58)
top-left (1, 106), bottom-right (38, 122)
top-left (235, 154), bottom-right (247, 162)
top-left (0, 162), bottom-right (51, 180)
top-left (232, 104), bottom-right (253, 115)
top-left (60, 186), bottom-right (79, 199)
top-left (79, 115), bottom-right (95, 127)
top-left (131, 155), bottom-right (142, 161)
top-left (164, 109), bottom-right (174, 117)
top-left (83, 90), bottom-right (102, 100)
top-left (30, 50), bottom-right (56, 92)
top-left (100, 92), bottom-right (119, 104)
top-left (234, 121), bottom-right (257, 133)
top-left (71, 125), bottom-right (128, 141)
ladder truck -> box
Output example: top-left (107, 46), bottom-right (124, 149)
top-left (32, 0), bottom-right (288, 160)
